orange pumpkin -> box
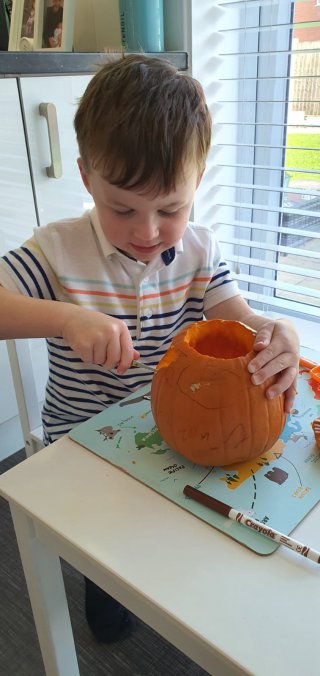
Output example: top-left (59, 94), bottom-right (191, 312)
top-left (151, 319), bottom-right (286, 466)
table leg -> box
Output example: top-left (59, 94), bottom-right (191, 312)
top-left (10, 503), bottom-right (79, 676)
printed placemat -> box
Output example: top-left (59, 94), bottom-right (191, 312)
top-left (70, 358), bottom-right (320, 555)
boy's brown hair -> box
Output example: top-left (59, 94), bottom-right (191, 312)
top-left (74, 54), bottom-right (211, 194)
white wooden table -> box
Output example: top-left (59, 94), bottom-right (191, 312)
top-left (1, 435), bottom-right (320, 676)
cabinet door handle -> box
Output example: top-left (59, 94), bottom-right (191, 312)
top-left (39, 102), bottom-right (62, 179)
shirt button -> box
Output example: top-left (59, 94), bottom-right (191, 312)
top-left (145, 309), bottom-right (152, 319)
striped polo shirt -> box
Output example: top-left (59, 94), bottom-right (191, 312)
top-left (0, 208), bottom-right (239, 443)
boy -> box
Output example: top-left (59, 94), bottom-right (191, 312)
top-left (0, 54), bottom-right (299, 642)
top-left (43, 0), bottom-right (63, 48)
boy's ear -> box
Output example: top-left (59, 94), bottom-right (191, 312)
top-left (196, 167), bottom-right (205, 188)
top-left (77, 158), bottom-right (92, 194)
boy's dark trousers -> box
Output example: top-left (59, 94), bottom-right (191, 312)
top-left (84, 577), bottom-right (134, 642)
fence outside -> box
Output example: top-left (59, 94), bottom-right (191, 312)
top-left (291, 39), bottom-right (320, 117)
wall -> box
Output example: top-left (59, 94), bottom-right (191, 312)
top-left (73, 0), bottom-right (121, 52)
top-left (294, 0), bottom-right (320, 42)
top-left (73, 0), bottom-right (189, 53)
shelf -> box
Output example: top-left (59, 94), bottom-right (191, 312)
top-left (0, 51), bottom-right (188, 77)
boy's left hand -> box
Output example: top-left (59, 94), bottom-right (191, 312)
top-left (247, 319), bottom-right (300, 413)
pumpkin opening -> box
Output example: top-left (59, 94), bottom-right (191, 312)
top-left (185, 320), bottom-right (255, 359)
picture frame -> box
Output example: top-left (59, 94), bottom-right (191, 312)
top-left (33, 0), bottom-right (74, 51)
top-left (0, 1), bottom-right (11, 50)
top-left (8, 0), bottom-right (36, 51)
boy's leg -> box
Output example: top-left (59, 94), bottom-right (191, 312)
top-left (84, 577), bottom-right (134, 643)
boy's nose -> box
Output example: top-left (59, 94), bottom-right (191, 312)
top-left (135, 216), bottom-right (159, 242)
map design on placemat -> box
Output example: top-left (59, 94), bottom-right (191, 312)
top-left (70, 365), bottom-right (320, 555)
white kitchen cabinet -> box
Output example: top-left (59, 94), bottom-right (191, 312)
top-left (20, 74), bottom-right (94, 225)
top-left (0, 79), bottom-right (38, 254)
top-left (0, 73), bottom-right (94, 459)
top-left (0, 78), bottom-right (39, 459)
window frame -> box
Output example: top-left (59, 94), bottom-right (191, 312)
top-left (191, 0), bottom-right (320, 323)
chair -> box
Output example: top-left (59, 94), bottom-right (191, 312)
top-left (6, 339), bottom-right (47, 456)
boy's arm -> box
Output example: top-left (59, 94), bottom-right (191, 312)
top-left (205, 295), bottom-right (300, 413)
top-left (0, 285), bottom-right (76, 339)
top-left (0, 286), bottom-right (139, 374)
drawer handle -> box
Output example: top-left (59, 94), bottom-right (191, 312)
top-left (39, 102), bottom-right (62, 179)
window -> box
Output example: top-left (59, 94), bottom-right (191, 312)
top-left (192, 0), bottom-right (320, 322)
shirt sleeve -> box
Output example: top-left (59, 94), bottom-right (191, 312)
top-left (0, 235), bottom-right (63, 300)
top-left (203, 231), bottom-right (240, 313)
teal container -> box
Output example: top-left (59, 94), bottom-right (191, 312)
top-left (119, 0), bottom-right (164, 52)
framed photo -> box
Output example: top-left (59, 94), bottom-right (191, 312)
top-left (33, 0), bottom-right (74, 51)
top-left (8, 0), bottom-right (36, 51)
top-left (0, 1), bottom-right (11, 50)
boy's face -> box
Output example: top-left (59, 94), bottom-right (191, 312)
top-left (78, 161), bottom-right (200, 263)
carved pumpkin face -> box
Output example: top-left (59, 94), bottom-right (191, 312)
top-left (151, 319), bottom-right (286, 466)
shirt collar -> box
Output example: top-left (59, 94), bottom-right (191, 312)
top-left (89, 207), bottom-right (117, 258)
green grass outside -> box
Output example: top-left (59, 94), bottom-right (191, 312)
top-left (285, 133), bottom-right (320, 183)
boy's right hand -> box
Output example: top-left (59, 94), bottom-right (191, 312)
top-left (0, 287), bottom-right (138, 374)
top-left (62, 309), bottom-right (139, 375)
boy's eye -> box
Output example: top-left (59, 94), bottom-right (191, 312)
top-left (158, 210), bottom-right (179, 217)
top-left (114, 209), bottom-right (134, 216)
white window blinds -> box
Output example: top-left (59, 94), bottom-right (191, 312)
top-left (192, 0), bottom-right (320, 321)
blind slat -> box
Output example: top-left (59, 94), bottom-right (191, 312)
top-left (217, 220), bottom-right (320, 240)
top-left (216, 183), bottom-right (320, 198)
top-left (219, 22), bottom-right (320, 36)
top-left (216, 201), bottom-right (320, 219)
top-left (219, 236), bottom-right (320, 259)
top-left (217, 143), bottom-right (320, 152)
top-left (235, 273), bottom-right (319, 299)
top-left (241, 291), bottom-right (319, 317)
top-left (215, 123), bottom-right (320, 129)
top-left (218, 0), bottom-right (309, 6)
top-left (215, 162), bottom-right (320, 175)
top-left (219, 48), bottom-right (320, 56)
top-left (219, 48), bottom-right (320, 57)
top-left (221, 75), bottom-right (320, 81)
top-left (227, 254), bottom-right (320, 280)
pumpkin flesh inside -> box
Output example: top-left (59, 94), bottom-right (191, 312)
top-left (185, 319), bottom-right (255, 359)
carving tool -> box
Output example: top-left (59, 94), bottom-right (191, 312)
top-left (131, 360), bottom-right (156, 373)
